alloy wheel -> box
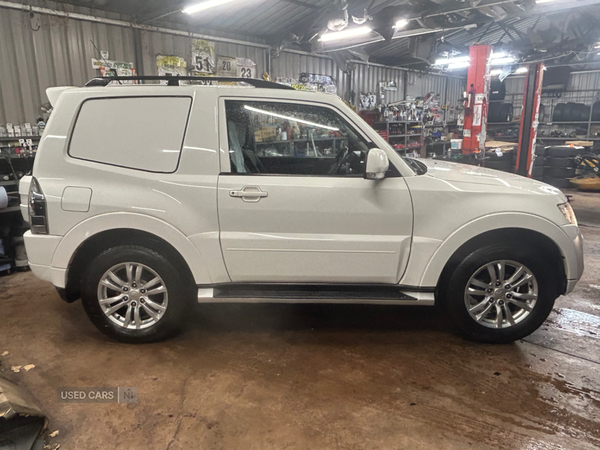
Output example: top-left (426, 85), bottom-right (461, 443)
top-left (97, 262), bottom-right (169, 330)
top-left (464, 260), bottom-right (538, 329)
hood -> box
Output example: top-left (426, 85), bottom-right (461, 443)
top-left (419, 159), bottom-right (566, 199)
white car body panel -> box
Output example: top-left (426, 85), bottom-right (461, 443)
top-left (217, 175), bottom-right (413, 283)
top-left (19, 84), bottom-right (583, 302)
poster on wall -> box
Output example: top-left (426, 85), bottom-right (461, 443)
top-left (91, 59), bottom-right (136, 82)
top-left (156, 55), bottom-right (187, 83)
top-left (191, 39), bottom-right (216, 74)
top-left (216, 56), bottom-right (257, 79)
top-left (217, 56), bottom-right (237, 77)
top-left (236, 58), bottom-right (256, 79)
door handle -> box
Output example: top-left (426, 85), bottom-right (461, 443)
top-left (229, 186), bottom-right (268, 202)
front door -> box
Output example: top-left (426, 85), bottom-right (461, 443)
top-left (217, 99), bottom-right (413, 284)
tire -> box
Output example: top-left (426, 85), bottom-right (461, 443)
top-left (443, 244), bottom-right (559, 343)
top-left (542, 176), bottom-right (573, 189)
top-left (484, 159), bottom-right (513, 172)
top-left (488, 102), bottom-right (501, 123)
top-left (500, 103), bottom-right (513, 122)
top-left (546, 146), bottom-right (580, 158)
top-left (545, 167), bottom-right (576, 178)
top-left (81, 245), bottom-right (192, 343)
top-left (563, 103), bottom-right (577, 122)
top-left (553, 103), bottom-right (566, 122)
top-left (532, 165), bottom-right (544, 178)
top-left (544, 156), bottom-right (576, 167)
top-left (592, 101), bottom-right (600, 122)
top-left (577, 104), bottom-right (591, 122)
top-left (534, 145), bottom-right (547, 157)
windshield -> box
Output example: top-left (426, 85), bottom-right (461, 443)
top-left (402, 156), bottom-right (428, 175)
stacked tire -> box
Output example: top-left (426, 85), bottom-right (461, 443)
top-left (552, 102), bottom-right (594, 122)
top-left (541, 146), bottom-right (582, 188)
top-left (488, 102), bottom-right (514, 123)
top-left (485, 149), bottom-right (514, 172)
top-left (532, 145), bottom-right (547, 181)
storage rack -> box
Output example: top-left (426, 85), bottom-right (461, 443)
top-left (254, 136), bottom-right (346, 157)
top-left (0, 135), bottom-right (40, 215)
top-left (423, 122), bottom-right (463, 156)
top-left (372, 121), bottom-right (423, 155)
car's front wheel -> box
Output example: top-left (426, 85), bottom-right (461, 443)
top-left (81, 245), bottom-right (192, 343)
top-left (444, 244), bottom-right (559, 343)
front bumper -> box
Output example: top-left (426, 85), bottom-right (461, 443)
top-left (561, 224), bottom-right (584, 294)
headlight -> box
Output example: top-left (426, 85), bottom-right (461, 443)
top-left (558, 202), bottom-right (577, 226)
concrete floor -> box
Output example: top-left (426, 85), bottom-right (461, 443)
top-left (1, 190), bottom-right (599, 450)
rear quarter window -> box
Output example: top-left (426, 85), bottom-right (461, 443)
top-left (69, 96), bottom-right (192, 173)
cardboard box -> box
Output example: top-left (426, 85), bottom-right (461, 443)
top-left (261, 126), bottom-right (277, 141)
top-left (254, 130), bottom-right (263, 142)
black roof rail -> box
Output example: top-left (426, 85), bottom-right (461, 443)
top-left (85, 75), bottom-right (295, 90)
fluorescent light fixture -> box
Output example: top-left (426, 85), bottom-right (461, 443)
top-left (490, 69), bottom-right (503, 76)
top-left (435, 55), bottom-right (470, 65)
top-left (447, 61), bottom-right (471, 69)
top-left (515, 67), bottom-right (528, 74)
top-left (320, 26), bottom-right (372, 42)
top-left (489, 56), bottom-right (516, 65)
top-left (183, 0), bottom-right (235, 14)
top-left (243, 105), bottom-right (340, 131)
top-left (536, 0), bottom-right (559, 3)
top-left (395, 19), bottom-right (409, 29)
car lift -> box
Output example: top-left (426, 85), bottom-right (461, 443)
top-left (462, 46), bottom-right (544, 178)
top-left (462, 45), bottom-right (492, 156)
top-left (515, 63), bottom-right (545, 177)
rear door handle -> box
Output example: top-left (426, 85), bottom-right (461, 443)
top-left (229, 186), bottom-right (268, 202)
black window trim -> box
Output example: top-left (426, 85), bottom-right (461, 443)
top-left (220, 97), bottom-right (401, 178)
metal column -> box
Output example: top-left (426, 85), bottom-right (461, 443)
top-left (516, 63), bottom-right (545, 177)
top-left (462, 45), bottom-right (492, 155)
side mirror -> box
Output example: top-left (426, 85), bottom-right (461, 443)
top-left (364, 148), bottom-right (389, 180)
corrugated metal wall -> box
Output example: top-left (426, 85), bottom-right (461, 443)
top-left (503, 71), bottom-right (600, 121)
top-left (0, 5), bottom-right (137, 124)
top-left (0, 4), bottom-right (465, 125)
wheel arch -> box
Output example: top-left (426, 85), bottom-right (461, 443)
top-left (421, 214), bottom-right (572, 295)
top-left (52, 213), bottom-right (216, 301)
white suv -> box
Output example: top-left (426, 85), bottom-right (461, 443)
top-left (20, 76), bottom-right (583, 344)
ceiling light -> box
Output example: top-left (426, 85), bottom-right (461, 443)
top-left (515, 67), bottom-right (528, 74)
top-left (489, 56), bottom-right (517, 65)
top-left (183, 0), bottom-right (235, 14)
top-left (536, 0), bottom-right (560, 3)
top-left (395, 19), bottom-right (409, 29)
top-left (447, 61), bottom-right (471, 69)
top-left (435, 55), bottom-right (470, 65)
top-left (320, 26), bottom-right (373, 42)
top-left (243, 105), bottom-right (340, 131)
top-left (490, 69), bottom-right (503, 76)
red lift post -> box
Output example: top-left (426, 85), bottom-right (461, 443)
top-left (462, 45), bottom-right (492, 155)
top-left (515, 63), bottom-right (545, 177)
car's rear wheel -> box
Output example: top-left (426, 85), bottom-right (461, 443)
top-left (443, 244), bottom-right (559, 343)
top-left (81, 245), bottom-right (191, 343)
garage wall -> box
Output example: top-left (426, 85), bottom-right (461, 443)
top-left (503, 70), bottom-right (600, 122)
top-left (0, 5), bottom-right (136, 124)
top-left (0, 3), bottom-right (464, 125)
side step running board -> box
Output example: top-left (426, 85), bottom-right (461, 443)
top-left (197, 285), bottom-right (435, 306)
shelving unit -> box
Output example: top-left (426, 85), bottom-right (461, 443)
top-left (0, 135), bottom-right (41, 143)
top-left (254, 136), bottom-right (346, 157)
top-left (423, 122), bottom-right (463, 156)
top-left (372, 121), bottom-right (423, 155)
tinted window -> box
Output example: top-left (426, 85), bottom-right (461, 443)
top-left (225, 101), bottom-right (371, 176)
top-left (69, 97), bottom-right (192, 172)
